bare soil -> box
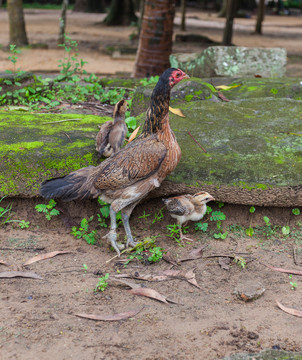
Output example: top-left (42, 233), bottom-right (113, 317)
top-left (1, 8), bottom-right (302, 360)
top-left (1, 197), bottom-right (302, 359)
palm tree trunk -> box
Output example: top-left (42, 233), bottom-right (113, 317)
top-left (133, 0), bottom-right (176, 78)
top-left (7, 0), bottom-right (28, 46)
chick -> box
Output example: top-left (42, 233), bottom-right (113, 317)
top-left (96, 99), bottom-right (128, 157)
top-left (163, 192), bottom-right (215, 242)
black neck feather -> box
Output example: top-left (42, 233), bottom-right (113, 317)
top-left (141, 80), bottom-right (171, 136)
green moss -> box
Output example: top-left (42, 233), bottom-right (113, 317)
top-left (0, 141), bottom-right (44, 152)
top-left (185, 94), bottom-right (194, 102)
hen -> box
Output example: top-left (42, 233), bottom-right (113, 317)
top-left (163, 192), bottom-right (215, 242)
top-left (40, 68), bottom-right (189, 255)
top-left (95, 99), bottom-right (128, 157)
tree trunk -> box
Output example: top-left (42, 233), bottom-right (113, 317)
top-left (218, 0), bottom-right (227, 17)
top-left (133, 0), bottom-right (176, 78)
top-left (73, 0), bottom-right (106, 13)
top-left (222, 0), bottom-right (237, 45)
top-left (180, 0), bottom-right (186, 31)
top-left (255, 0), bottom-right (265, 34)
top-left (103, 0), bottom-right (137, 26)
top-left (58, 0), bottom-right (68, 45)
top-left (7, 0), bottom-right (28, 46)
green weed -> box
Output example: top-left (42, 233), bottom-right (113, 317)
top-left (35, 199), bottom-right (60, 220)
top-left (71, 216), bottom-right (96, 245)
top-left (94, 273), bottom-right (109, 292)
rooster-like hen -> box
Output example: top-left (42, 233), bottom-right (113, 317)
top-left (96, 99), bottom-right (128, 157)
top-left (40, 68), bottom-right (189, 255)
top-left (163, 192), bottom-right (215, 242)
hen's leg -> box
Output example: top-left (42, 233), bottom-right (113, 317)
top-left (121, 212), bottom-right (137, 248)
top-left (103, 206), bottom-right (121, 256)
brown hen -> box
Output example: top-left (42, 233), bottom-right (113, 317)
top-left (40, 68), bottom-right (189, 255)
top-left (163, 192), bottom-right (215, 242)
top-left (95, 99), bottom-right (128, 157)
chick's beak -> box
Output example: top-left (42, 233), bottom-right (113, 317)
top-left (209, 196), bottom-right (215, 202)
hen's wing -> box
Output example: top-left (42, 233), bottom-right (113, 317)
top-left (163, 196), bottom-right (194, 216)
top-left (96, 121), bottom-right (113, 156)
top-left (93, 134), bottom-right (167, 190)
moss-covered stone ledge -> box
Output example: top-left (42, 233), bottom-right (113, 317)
top-left (132, 78), bottom-right (302, 207)
top-left (0, 112), bottom-right (109, 197)
top-left (1, 75), bottom-right (302, 207)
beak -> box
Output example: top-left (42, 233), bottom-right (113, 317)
top-left (209, 196), bottom-right (215, 202)
top-left (184, 73), bottom-right (190, 80)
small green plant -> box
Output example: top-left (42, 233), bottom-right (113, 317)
top-left (82, 264), bottom-right (88, 273)
top-left (125, 237), bottom-right (164, 265)
top-left (57, 34), bottom-right (87, 81)
top-left (213, 231), bottom-right (228, 240)
top-left (288, 274), bottom-right (297, 290)
top-left (35, 199), bottom-right (60, 220)
top-left (18, 220), bottom-right (30, 229)
top-left (246, 206), bottom-right (256, 237)
top-left (139, 210), bottom-right (151, 219)
top-left (292, 208), bottom-right (300, 216)
top-left (7, 44), bottom-right (22, 73)
top-left (152, 208), bottom-right (164, 224)
top-left (217, 201), bottom-right (225, 208)
top-left (94, 273), bottom-right (109, 292)
top-left (166, 224), bottom-right (188, 244)
top-left (233, 255), bottom-right (246, 269)
top-left (281, 225), bottom-right (290, 236)
top-left (195, 222), bottom-right (208, 232)
top-left (139, 75), bottom-right (159, 86)
top-left (148, 246), bottom-right (165, 263)
top-left (71, 216), bottom-right (96, 245)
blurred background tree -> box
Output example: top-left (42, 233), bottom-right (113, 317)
top-left (7, 0), bottom-right (28, 45)
top-left (133, 0), bottom-right (176, 77)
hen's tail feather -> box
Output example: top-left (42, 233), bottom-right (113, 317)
top-left (39, 166), bottom-right (100, 201)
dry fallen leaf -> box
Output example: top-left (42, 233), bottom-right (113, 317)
top-left (128, 126), bottom-right (140, 143)
top-left (263, 263), bottom-right (302, 276)
top-left (218, 256), bottom-right (231, 270)
top-left (217, 91), bottom-right (230, 102)
top-left (75, 308), bottom-right (142, 321)
top-left (276, 300), bottom-right (302, 318)
top-left (180, 245), bottom-right (207, 262)
top-left (23, 251), bottom-right (72, 266)
top-left (215, 84), bottom-right (241, 90)
top-left (169, 106), bottom-right (185, 117)
top-left (129, 287), bottom-right (169, 304)
top-left (184, 269), bottom-right (201, 289)
top-left (162, 251), bottom-right (179, 266)
top-left (0, 271), bottom-right (43, 280)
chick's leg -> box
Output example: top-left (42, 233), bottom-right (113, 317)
top-left (121, 212), bottom-right (137, 248)
top-left (103, 206), bottom-right (121, 256)
top-left (178, 223), bottom-right (194, 243)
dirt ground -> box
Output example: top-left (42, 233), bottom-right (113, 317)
top-left (1, 7), bottom-right (302, 360)
top-left (0, 8), bottom-right (301, 76)
top-left (1, 197), bottom-right (302, 360)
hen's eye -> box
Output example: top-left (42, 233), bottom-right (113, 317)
top-left (175, 73), bottom-right (180, 78)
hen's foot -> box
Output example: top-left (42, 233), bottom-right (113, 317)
top-left (126, 237), bottom-right (138, 248)
top-left (103, 230), bottom-right (124, 256)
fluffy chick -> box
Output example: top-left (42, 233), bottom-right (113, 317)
top-left (96, 99), bottom-right (128, 157)
top-left (163, 192), bottom-right (215, 242)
